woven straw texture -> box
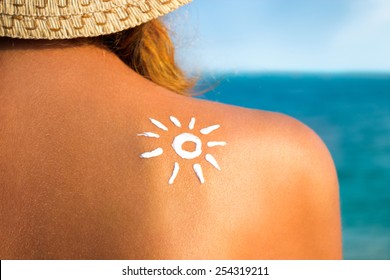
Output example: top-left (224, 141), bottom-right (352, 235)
top-left (0, 0), bottom-right (191, 39)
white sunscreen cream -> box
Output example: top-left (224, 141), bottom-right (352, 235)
top-left (169, 162), bottom-right (180, 185)
top-left (205, 154), bottom-right (221, 171)
top-left (138, 116), bottom-right (226, 185)
top-left (193, 163), bottom-right (205, 184)
top-left (140, 147), bottom-right (163, 159)
top-left (189, 117), bottom-right (196, 130)
top-left (137, 132), bottom-right (160, 138)
top-left (172, 133), bottom-right (202, 159)
top-left (149, 118), bottom-right (168, 131)
top-left (207, 141), bottom-right (227, 147)
top-left (200, 124), bottom-right (220, 135)
top-left (170, 116), bottom-right (181, 127)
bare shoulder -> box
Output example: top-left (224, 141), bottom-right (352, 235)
top-left (189, 98), bottom-right (342, 259)
top-left (193, 97), bottom-right (337, 178)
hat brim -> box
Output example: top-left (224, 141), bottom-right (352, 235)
top-left (0, 0), bottom-right (192, 40)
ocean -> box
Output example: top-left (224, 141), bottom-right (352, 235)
top-left (197, 73), bottom-right (390, 260)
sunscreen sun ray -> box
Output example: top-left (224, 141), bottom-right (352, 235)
top-left (140, 148), bottom-right (163, 159)
top-left (189, 117), bottom-right (196, 130)
top-left (207, 141), bottom-right (227, 147)
top-left (200, 124), bottom-right (220, 135)
top-left (168, 162), bottom-right (180, 185)
top-left (205, 154), bottom-right (221, 171)
top-left (170, 116), bottom-right (182, 127)
top-left (149, 118), bottom-right (168, 131)
top-left (193, 163), bottom-right (205, 184)
top-left (137, 132), bottom-right (160, 138)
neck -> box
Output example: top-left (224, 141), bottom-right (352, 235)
top-left (0, 37), bottom-right (141, 87)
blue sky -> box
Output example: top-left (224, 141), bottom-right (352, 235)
top-left (168, 0), bottom-right (390, 72)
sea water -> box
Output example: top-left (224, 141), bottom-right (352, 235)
top-left (197, 73), bottom-right (390, 260)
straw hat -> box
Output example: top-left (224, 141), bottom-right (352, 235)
top-left (0, 0), bottom-right (191, 39)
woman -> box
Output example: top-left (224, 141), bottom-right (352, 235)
top-left (0, 0), bottom-right (341, 259)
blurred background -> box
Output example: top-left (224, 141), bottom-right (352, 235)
top-left (169, 0), bottom-right (390, 259)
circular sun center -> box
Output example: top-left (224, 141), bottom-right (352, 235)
top-left (182, 141), bottom-right (197, 152)
top-left (172, 132), bottom-right (202, 160)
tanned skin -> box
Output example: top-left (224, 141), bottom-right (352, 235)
top-left (0, 39), bottom-right (342, 259)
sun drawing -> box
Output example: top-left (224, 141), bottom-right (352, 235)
top-left (137, 116), bottom-right (227, 185)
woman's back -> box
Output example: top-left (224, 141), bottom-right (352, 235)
top-left (0, 42), bottom-right (341, 259)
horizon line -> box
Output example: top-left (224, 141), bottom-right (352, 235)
top-left (188, 69), bottom-right (390, 76)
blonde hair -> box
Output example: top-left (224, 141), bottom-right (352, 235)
top-left (90, 19), bottom-right (195, 96)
